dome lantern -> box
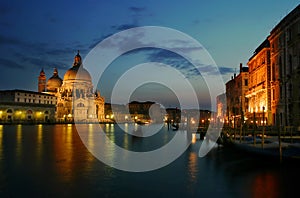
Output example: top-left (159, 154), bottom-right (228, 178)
top-left (63, 50), bottom-right (92, 82)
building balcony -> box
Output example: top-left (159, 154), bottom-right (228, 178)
top-left (245, 84), bottom-right (266, 98)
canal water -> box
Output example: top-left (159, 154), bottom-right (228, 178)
top-left (0, 124), bottom-right (299, 197)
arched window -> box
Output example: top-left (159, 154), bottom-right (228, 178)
top-left (7, 109), bottom-right (12, 113)
top-left (27, 110), bottom-right (33, 114)
top-left (44, 111), bottom-right (49, 114)
top-left (77, 103), bottom-right (84, 107)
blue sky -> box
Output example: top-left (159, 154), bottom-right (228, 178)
top-left (0, 0), bottom-right (299, 109)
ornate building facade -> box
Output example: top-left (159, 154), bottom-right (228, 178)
top-left (245, 39), bottom-right (272, 126)
top-left (222, 4), bottom-right (300, 131)
top-left (38, 51), bottom-right (105, 122)
top-left (269, 4), bottom-right (300, 129)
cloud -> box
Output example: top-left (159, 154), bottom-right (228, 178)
top-left (0, 58), bottom-right (25, 69)
top-left (0, 34), bottom-right (24, 46)
top-left (112, 24), bottom-right (138, 31)
top-left (129, 6), bottom-right (146, 13)
top-left (145, 48), bottom-right (198, 77)
top-left (219, 66), bottom-right (235, 75)
top-left (45, 48), bottom-right (73, 56)
top-left (128, 6), bottom-right (149, 24)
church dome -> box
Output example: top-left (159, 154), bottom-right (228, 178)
top-left (47, 68), bottom-right (63, 92)
top-left (63, 65), bottom-right (92, 82)
top-left (63, 51), bottom-right (92, 82)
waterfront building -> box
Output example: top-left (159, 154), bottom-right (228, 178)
top-left (268, 4), bottom-right (300, 129)
top-left (225, 64), bottom-right (249, 127)
top-left (104, 101), bottom-right (164, 123)
top-left (216, 93), bottom-right (226, 123)
top-left (0, 89), bottom-right (56, 123)
top-left (38, 51), bottom-right (105, 122)
top-left (245, 39), bottom-right (272, 126)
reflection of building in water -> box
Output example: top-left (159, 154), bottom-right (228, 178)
top-left (0, 89), bottom-right (56, 123)
top-left (38, 51), bottom-right (105, 122)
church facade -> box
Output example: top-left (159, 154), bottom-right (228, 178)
top-left (38, 51), bottom-right (105, 122)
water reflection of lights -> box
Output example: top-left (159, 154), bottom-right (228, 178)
top-left (16, 124), bottom-right (22, 161)
top-left (36, 124), bottom-right (43, 164)
top-left (87, 124), bottom-right (95, 149)
top-left (0, 125), bottom-right (3, 158)
top-left (192, 133), bottom-right (197, 144)
top-left (188, 152), bottom-right (198, 183)
top-left (252, 173), bottom-right (279, 197)
top-left (54, 125), bottom-right (74, 182)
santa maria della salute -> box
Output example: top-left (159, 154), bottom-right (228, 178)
top-left (0, 51), bottom-right (105, 124)
top-left (38, 51), bottom-right (105, 122)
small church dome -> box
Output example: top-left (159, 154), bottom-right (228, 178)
top-left (47, 68), bottom-right (63, 92)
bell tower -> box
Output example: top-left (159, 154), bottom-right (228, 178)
top-left (38, 69), bottom-right (46, 92)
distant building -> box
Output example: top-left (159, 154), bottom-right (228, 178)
top-left (166, 107), bottom-right (181, 123)
top-left (104, 101), bottom-right (164, 123)
top-left (245, 39), bottom-right (272, 126)
top-left (268, 4), bottom-right (300, 129)
top-left (0, 89), bottom-right (56, 123)
top-left (226, 64), bottom-right (249, 127)
top-left (128, 101), bottom-right (162, 123)
top-left (38, 51), bottom-right (105, 122)
top-left (216, 93), bottom-right (226, 123)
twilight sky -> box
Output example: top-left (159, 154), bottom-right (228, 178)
top-left (0, 0), bottom-right (299, 109)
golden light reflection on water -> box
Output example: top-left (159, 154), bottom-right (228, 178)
top-left (251, 173), bottom-right (279, 198)
top-left (83, 124), bottom-right (96, 171)
top-left (188, 152), bottom-right (198, 183)
top-left (36, 124), bottom-right (43, 164)
top-left (53, 124), bottom-right (74, 182)
top-left (87, 124), bottom-right (95, 149)
top-left (123, 123), bottom-right (129, 149)
top-left (16, 124), bottom-right (22, 160)
top-left (0, 125), bottom-right (3, 159)
top-left (191, 133), bottom-right (197, 144)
